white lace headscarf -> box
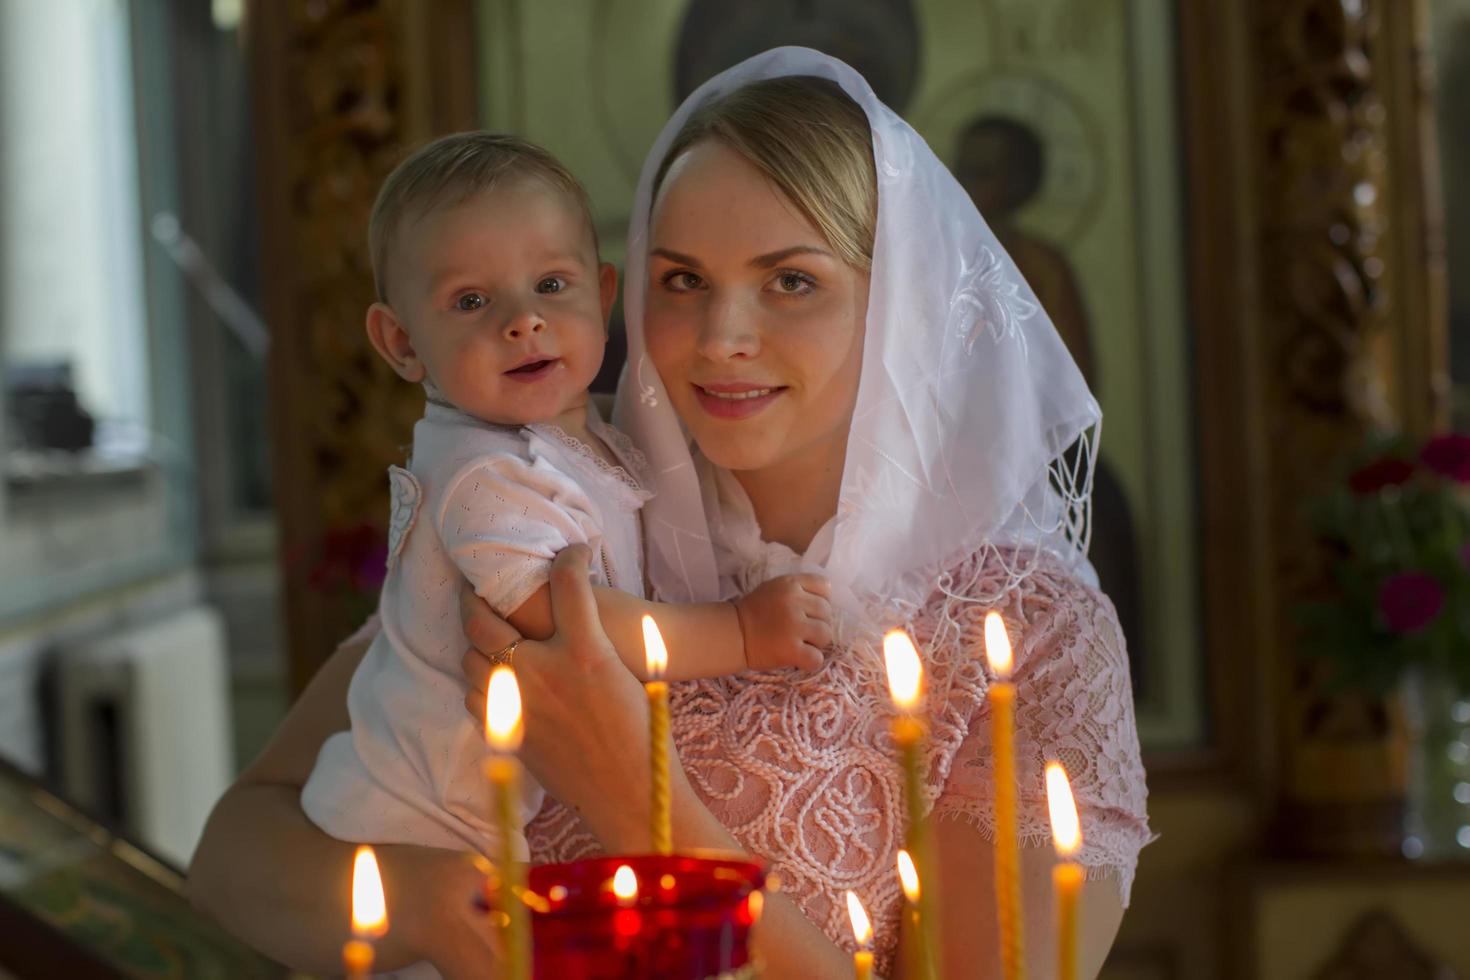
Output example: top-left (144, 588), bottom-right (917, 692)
top-left (614, 47), bottom-right (1100, 639)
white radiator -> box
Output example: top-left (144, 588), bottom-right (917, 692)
top-left (57, 605), bottom-right (233, 867)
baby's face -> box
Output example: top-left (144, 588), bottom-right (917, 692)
top-left (391, 181), bottom-right (612, 427)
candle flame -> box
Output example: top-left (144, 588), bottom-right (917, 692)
top-left (351, 845), bottom-right (388, 938)
top-left (882, 630), bottom-right (923, 710)
top-left (612, 864), bottom-right (639, 901)
top-left (642, 615), bottom-right (668, 679)
top-left (896, 849), bottom-right (920, 902)
top-left (484, 666), bottom-right (523, 751)
top-left (1046, 762), bottom-right (1082, 857)
top-left (983, 611), bottom-right (1013, 678)
top-left (845, 890), bottom-right (872, 945)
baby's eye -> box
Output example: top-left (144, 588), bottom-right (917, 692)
top-left (662, 271), bottom-right (704, 292)
top-left (455, 292), bottom-right (486, 312)
top-left (536, 277), bottom-right (566, 294)
top-left (772, 271), bottom-right (815, 295)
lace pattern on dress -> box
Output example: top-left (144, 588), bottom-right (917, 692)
top-left (526, 547), bottom-right (1151, 976)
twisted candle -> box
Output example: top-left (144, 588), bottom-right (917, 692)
top-left (1046, 763), bottom-right (1084, 980)
top-left (643, 616), bottom-right (672, 854)
top-left (884, 631), bottom-right (940, 979)
top-left (985, 612), bottom-right (1024, 980)
top-left (344, 845), bottom-right (386, 979)
top-left (485, 667), bottom-right (529, 980)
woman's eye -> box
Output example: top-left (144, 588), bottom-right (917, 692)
top-left (455, 292), bottom-right (486, 312)
top-left (662, 271), bottom-right (703, 292)
top-left (536, 277), bottom-right (566, 294)
top-left (773, 271), bottom-right (815, 294)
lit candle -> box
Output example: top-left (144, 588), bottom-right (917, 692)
top-left (643, 615), bottom-right (672, 855)
top-left (884, 630), bottom-right (940, 979)
top-left (896, 848), bottom-right (932, 980)
top-left (344, 845), bottom-right (387, 980)
top-left (612, 864), bottom-right (639, 905)
top-left (985, 611), bottom-right (1024, 980)
top-left (609, 864), bottom-right (642, 953)
top-left (845, 890), bottom-right (874, 980)
top-left (1046, 763), bottom-right (1084, 980)
top-left (484, 666), bottom-right (530, 980)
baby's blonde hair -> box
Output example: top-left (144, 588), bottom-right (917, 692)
top-left (369, 132), bottom-right (596, 303)
top-left (653, 76), bottom-right (877, 269)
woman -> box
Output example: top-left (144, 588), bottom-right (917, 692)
top-left (189, 49), bottom-right (1150, 979)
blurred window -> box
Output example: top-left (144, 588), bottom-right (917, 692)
top-left (0, 0), bottom-right (151, 451)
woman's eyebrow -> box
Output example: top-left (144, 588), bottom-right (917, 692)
top-left (748, 245), bottom-right (832, 268)
top-left (650, 247), bottom-right (701, 266)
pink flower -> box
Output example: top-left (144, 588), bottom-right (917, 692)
top-left (1346, 457), bottom-right (1415, 495)
top-left (1377, 572), bottom-right (1445, 635)
top-left (1419, 434), bottom-right (1470, 483)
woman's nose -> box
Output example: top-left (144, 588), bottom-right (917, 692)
top-left (502, 308), bottom-right (546, 341)
top-left (695, 294), bottom-right (759, 360)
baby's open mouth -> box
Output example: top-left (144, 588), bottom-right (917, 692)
top-left (506, 358), bottom-right (557, 374)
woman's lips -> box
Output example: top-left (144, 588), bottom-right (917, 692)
top-left (692, 383), bottom-right (786, 420)
top-left (503, 358), bottom-right (561, 382)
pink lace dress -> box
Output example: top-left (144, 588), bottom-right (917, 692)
top-left (526, 548), bottom-right (1152, 975)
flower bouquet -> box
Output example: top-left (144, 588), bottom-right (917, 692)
top-left (1297, 433), bottom-right (1470, 858)
top-left (1297, 433), bottom-right (1470, 695)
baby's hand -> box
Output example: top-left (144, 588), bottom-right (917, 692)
top-left (733, 574), bottom-right (833, 672)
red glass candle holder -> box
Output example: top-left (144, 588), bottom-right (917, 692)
top-left (528, 853), bottom-right (766, 980)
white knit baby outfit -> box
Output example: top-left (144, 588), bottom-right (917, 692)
top-left (302, 391), bottom-right (652, 858)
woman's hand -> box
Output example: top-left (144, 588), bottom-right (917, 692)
top-left (461, 545), bottom-right (659, 851)
top-left (464, 547), bottom-right (859, 979)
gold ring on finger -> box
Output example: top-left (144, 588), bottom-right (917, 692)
top-left (489, 638), bottom-right (520, 668)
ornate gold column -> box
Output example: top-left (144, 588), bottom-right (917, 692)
top-left (247, 0), bottom-right (477, 690)
top-left (1249, 0), bottom-right (1447, 853)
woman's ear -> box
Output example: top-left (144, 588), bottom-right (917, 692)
top-left (598, 262), bottom-right (618, 335)
top-left (365, 302), bottom-right (426, 382)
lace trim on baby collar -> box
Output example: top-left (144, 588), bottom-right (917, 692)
top-left (527, 421), bottom-right (653, 503)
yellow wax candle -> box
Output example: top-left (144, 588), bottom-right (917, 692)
top-left (884, 631), bottom-right (940, 980)
top-left (1046, 763), bottom-right (1085, 980)
top-left (845, 890), bottom-right (874, 980)
top-left (485, 667), bottom-right (530, 980)
top-left (343, 939), bottom-right (372, 979)
top-left (897, 848), bottom-right (933, 980)
top-left (345, 845), bottom-right (386, 980)
top-left (643, 615), bottom-right (672, 854)
top-left (985, 612), bottom-right (1025, 980)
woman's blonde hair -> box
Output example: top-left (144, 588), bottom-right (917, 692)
top-left (653, 76), bottom-right (877, 269)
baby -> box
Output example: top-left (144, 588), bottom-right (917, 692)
top-left (302, 133), bottom-right (832, 858)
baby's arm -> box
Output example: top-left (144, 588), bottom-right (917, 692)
top-left (435, 456), bottom-right (830, 680)
top-left (506, 575), bottom-right (833, 682)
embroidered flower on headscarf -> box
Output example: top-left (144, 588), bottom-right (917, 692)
top-left (1419, 434), bottom-right (1470, 483)
top-left (1346, 456), bottom-right (1415, 495)
top-left (953, 246), bottom-right (1039, 355)
top-left (1377, 572), bottom-right (1444, 635)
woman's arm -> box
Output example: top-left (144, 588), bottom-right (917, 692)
top-left (463, 549), bottom-right (852, 979)
top-left (896, 818), bottom-right (1121, 979)
top-left (187, 628), bottom-right (499, 978)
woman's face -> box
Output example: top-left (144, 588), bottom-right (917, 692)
top-left (644, 140), bottom-right (869, 476)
